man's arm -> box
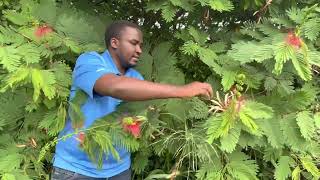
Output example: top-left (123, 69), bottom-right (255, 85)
top-left (94, 74), bottom-right (213, 101)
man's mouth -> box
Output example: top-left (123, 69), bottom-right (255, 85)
top-left (132, 56), bottom-right (139, 62)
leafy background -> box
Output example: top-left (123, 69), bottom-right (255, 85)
top-left (0, 0), bottom-right (319, 179)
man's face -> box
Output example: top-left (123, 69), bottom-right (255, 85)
top-left (113, 27), bottom-right (143, 69)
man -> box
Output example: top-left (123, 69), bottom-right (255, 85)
top-left (51, 20), bottom-right (213, 180)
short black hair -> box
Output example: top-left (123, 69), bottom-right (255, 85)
top-left (104, 20), bottom-right (141, 48)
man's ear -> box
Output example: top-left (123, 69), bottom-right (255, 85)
top-left (110, 37), bottom-right (119, 49)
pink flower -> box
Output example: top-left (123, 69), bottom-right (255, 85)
top-left (76, 132), bottom-right (85, 145)
top-left (122, 117), bottom-right (142, 138)
top-left (286, 32), bottom-right (302, 48)
top-left (35, 25), bottom-right (53, 38)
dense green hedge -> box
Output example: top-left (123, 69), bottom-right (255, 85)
top-left (0, 0), bottom-right (319, 179)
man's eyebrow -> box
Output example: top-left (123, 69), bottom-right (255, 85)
top-left (130, 39), bottom-right (143, 44)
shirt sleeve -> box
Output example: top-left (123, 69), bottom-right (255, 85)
top-left (136, 72), bottom-right (144, 81)
top-left (72, 52), bottom-right (118, 99)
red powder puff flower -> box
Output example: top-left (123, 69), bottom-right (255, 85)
top-left (76, 131), bottom-right (85, 145)
top-left (34, 25), bottom-right (53, 38)
top-left (285, 32), bottom-right (302, 48)
top-left (122, 117), bottom-right (142, 138)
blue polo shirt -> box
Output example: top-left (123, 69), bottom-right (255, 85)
top-left (53, 50), bottom-right (144, 178)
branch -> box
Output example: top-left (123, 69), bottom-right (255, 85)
top-left (253, 0), bottom-right (273, 23)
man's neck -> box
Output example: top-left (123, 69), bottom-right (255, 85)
top-left (108, 50), bottom-right (126, 75)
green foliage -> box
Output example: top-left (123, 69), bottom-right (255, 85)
top-left (31, 69), bottom-right (56, 101)
top-left (274, 156), bottom-right (292, 180)
top-left (221, 70), bottom-right (236, 91)
top-left (38, 106), bottom-right (66, 136)
top-left (131, 150), bottom-right (150, 173)
top-left (227, 152), bottom-right (259, 180)
top-left (138, 41), bottom-right (185, 84)
top-left (68, 89), bottom-right (87, 128)
top-left (206, 115), bottom-right (223, 144)
top-left (147, 0), bottom-right (234, 22)
top-left (280, 114), bottom-right (308, 151)
top-left (229, 12), bottom-right (317, 81)
top-left (0, 149), bottom-right (24, 173)
top-left (0, 45), bottom-right (21, 72)
top-left (300, 155), bottom-right (320, 178)
top-left (239, 101), bottom-right (273, 133)
top-left (1, 0), bottom-right (320, 179)
top-left (296, 111), bottom-right (316, 141)
top-left (228, 42), bottom-right (274, 64)
top-left (187, 97), bottom-right (209, 119)
top-left (258, 117), bottom-right (284, 149)
top-left (220, 125), bottom-right (241, 153)
top-left (291, 166), bottom-right (301, 180)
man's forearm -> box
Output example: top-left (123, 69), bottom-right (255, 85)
top-left (108, 78), bottom-right (184, 101)
top-left (94, 74), bottom-right (185, 101)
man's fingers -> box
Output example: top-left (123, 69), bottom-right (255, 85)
top-left (202, 83), bottom-right (213, 99)
top-left (187, 82), bottom-right (213, 99)
top-left (205, 91), bottom-right (211, 100)
top-left (206, 84), bottom-right (213, 98)
top-left (200, 87), bottom-right (211, 100)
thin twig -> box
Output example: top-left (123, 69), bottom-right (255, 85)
top-left (253, 0), bottom-right (273, 23)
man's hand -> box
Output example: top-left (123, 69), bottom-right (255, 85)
top-left (177, 82), bottom-right (213, 100)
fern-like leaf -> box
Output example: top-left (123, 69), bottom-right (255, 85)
top-left (291, 53), bottom-right (312, 81)
top-left (300, 155), bottom-right (320, 178)
top-left (161, 3), bottom-right (177, 22)
top-left (273, 42), bottom-right (295, 75)
top-left (64, 38), bottom-right (82, 54)
top-left (296, 111), bottom-right (315, 141)
top-left (206, 115), bottom-right (223, 144)
top-left (4, 10), bottom-right (30, 25)
top-left (51, 62), bottom-right (72, 98)
top-left (0, 149), bottom-right (24, 172)
top-left (187, 97), bottom-right (209, 120)
top-left (220, 125), bottom-right (241, 153)
top-left (17, 43), bottom-right (41, 64)
top-left (228, 41), bottom-right (274, 64)
top-left (221, 71), bottom-right (236, 91)
top-left (291, 166), bottom-right (301, 180)
top-left (256, 117), bottom-right (284, 148)
top-left (68, 90), bottom-right (87, 128)
top-left (208, 0), bottom-right (234, 12)
top-left (239, 101), bottom-right (273, 134)
top-left (302, 18), bottom-right (320, 41)
top-left (198, 47), bottom-right (218, 68)
top-left (132, 151), bottom-right (150, 173)
top-left (286, 7), bottom-right (304, 24)
top-left (31, 69), bottom-right (56, 101)
top-left (32, 0), bottom-right (57, 25)
top-left (2, 67), bottom-right (31, 90)
top-left (256, 21), bottom-right (280, 36)
top-left (196, 160), bottom-right (223, 180)
top-left (264, 77), bottom-right (277, 91)
top-left (181, 40), bottom-right (199, 56)
top-left (274, 156), bottom-right (292, 180)
top-left (188, 27), bottom-right (208, 45)
top-left (38, 105), bottom-right (66, 136)
top-left (0, 46), bottom-right (21, 72)
top-left (314, 112), bottom-right (320, 129)
top-left (227, 151), bottom-right (259, 180)
top-left (280, 114), bottom-right (308, 150)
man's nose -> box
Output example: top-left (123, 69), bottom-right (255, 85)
top-left (136, 45), bottom-right (142, 54)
